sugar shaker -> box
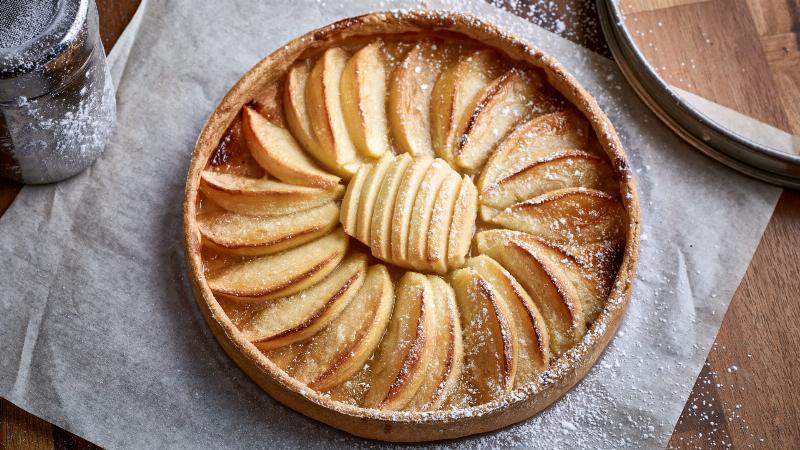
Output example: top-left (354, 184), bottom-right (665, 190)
top-left (0, 0), bottom-right (116, 184)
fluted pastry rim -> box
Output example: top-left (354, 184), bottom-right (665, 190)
top-left (183, 10), bottom-right (640, 442)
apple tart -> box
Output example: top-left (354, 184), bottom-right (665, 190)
top-left (184, 11), bottom-right (639, 442)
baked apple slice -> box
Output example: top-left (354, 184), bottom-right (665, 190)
top-left (242, 106), bottom-right (340, 189)
top-left (308, 265), bottom-right (394, 390)
top-left (306, 47), bottom-right (364, 177)
top-left (390, 155), bottom-right (434, 264)
top-left (407, 159), bottom-right (451, 271)
top-left (355, 152), bottom-right (394, 244)
top-left (425, 171), bottom-right (461, 274)
top-left (476, 229), bottom-right (585, 355)
top-left (523, 237), bottom-right (616, 325)
top-left (370, 153), bottom-right (413, 261)
top-left (451, 265), bottom-right (517, 404)
top-left (200, 171), bottom-right (344, 216)
top-left (466, 255), bottom-right (551, 385)
top-left (479, 110), bottom-right (590, 193)
top-left (207, 228), bottom-right (348, 303)
top-left (388, 41), bottom-right (449, 157)
top-left (340, 42), bottom-right (390, 158)
top-left (447, 176), bottom-right (478, 269)
top-left (431, 50), bottom-right (502, 163)
top-left (407, 275), bottom-right (464, 411)
top-left (453, 69), bottom-right (546, 172)
top-left (489, 187), bottom-right (625, 254)
top-left (362, 272), bottom-right (438, 410)
top-left (339, 163), bottom-right (369, 236)
top-left (284, 61), bottom-right (325, 164)
top-left (240, 253), bottom-right (367, 350)
top-left (199, 201), bottom-right (339, 256)
top-left (268, 264), bottom-right (394, 391)
top-left (479, 149), bottom-right (616, 219)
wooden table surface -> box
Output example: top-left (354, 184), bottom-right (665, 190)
top-left (1, 1), bottom-right (798, 448)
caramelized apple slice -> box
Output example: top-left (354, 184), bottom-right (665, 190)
top-left (306, 47), bottom-right (363, 177)
top-left (451, 266), bottom-right (517, 404)
top-left (199, 202), bottom-right (339, 256)
top-left (390, 155), bottom-right (434, 264)
top-left (407, 159), bottom-right (451, 271)
top-left (370, 153), bottom-right (413, 261)
top-left (388, 41), bottom-right (450, 156)
top-left (200, 171), bottom-right (344, 216)
top-left (355, 152), bottom-right (394, 244)
top-left (340, 42), bottom-right (389, 158)
top-left (240, 253), bottom-right (367, 350)
top-left (425, 172), bottom-right (461, 274)
top-left (284, 61), bottom-right (325, 162)
top-left (268, 264), bottom-right (394, 391)
top-left (362, 273), bottom-right (438, 410)
top-left (339, 163), bottom-right (370, 237)
top-left (407, 276), bottom-right (464, 410)
top-left (242, 106), bottom-right (340, 189)
top-left (453, 69), bottom-right (551, 172)
top-left (476, 229), bottom-right (584, 354)
top-left (480, 149), bottom-right (616, 219)
top-left (479, 110), bottom-right (590, 192)
top-left (523, 237), bottom-right (616, 325)
top-left (208, 228), bottom-right (348, 303)
top-left (309, 265), bottom-right (394, 390)
top-left (466, 255), bottom-right (551, 385)
top-left (489, 187), bottom-right (626, 254)
top-left (431, 50), bottom-right (502, 163)
top-left (447, 176), bottom-right (478, 269)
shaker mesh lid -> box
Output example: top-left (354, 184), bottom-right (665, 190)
top-left (0, 0), bottom-right (60, 49)
top-left (0, 0), bottom-right (91, 101)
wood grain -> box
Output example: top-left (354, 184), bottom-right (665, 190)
top-left (1, 402), bottom-right (53, 450)
top-left (761, 30), bottom-right (800, 136)
top-left (1, 0), bottom-right (799, 448)
top-left (0, 178), bottom-right (20, 214)
top-left (620, 0), bottom-right (703, 14)
top-left (746, 0), bottom-right (797, 36)
top-left (95, 0), bottom-right (142, 52)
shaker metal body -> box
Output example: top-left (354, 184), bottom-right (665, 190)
top-left (0, 0), bottom-right (116, 184)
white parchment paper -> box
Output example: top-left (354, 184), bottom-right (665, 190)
top-left (0, 1), bottom-right (781, 448)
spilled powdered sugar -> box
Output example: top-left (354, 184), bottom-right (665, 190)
top-left (668, 344), bottom-right (767, 448)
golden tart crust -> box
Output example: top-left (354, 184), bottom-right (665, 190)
top-left (183, 10), bottom-right (640, 442)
